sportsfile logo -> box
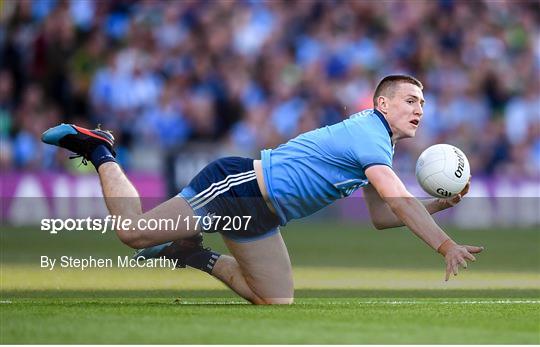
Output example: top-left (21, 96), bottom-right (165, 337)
top-left (40, 215), bottom-right (185, 234)
top-left (41, 216), bottom-right (135, 234)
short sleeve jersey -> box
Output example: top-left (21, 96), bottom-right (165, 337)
top-left (260, 109), bottom-right (394, 225)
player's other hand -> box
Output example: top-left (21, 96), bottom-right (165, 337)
top-left (438, 176), bottom-right (471, 209)
top-left (440, 242), bottom-right (484, 281)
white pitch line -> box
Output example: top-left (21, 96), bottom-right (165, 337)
top-left (317, 300), bottom-right (540, 305)
top-left (2, 299), bottom-right (538, 305)
top-left (172, 300), bottom-right (540, 305)
top-left (174, 301), bottom-right (247, 305)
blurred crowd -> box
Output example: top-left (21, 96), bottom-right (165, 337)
top-left (1, 0), bottom-right (539, 178)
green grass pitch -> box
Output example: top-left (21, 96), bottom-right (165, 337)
top-left (1, 223), bottom-right (539, 343)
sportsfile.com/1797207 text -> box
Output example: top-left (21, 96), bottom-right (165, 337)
top-left (40, 215), bottom-right (253, 234)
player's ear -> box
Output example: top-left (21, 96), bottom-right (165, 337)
top-left (377, 96), bottom-right (388, 113)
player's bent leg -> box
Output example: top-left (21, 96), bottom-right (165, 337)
top-left (210, 254), bottom-right (269, 304)
top-left (97, 162), bottom-right (200, 249)
top-left (41, 125), bottom-right (199, 248)
top-left (113, 195), bottom-right (200, 249)
top-left (222, 231), bottom-right (294, 305)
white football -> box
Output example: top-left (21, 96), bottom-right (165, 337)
top-left (415, 144), bottom-right (470, 198)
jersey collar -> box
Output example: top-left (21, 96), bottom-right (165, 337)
top-left (374, 109), bottom-right (393, 141)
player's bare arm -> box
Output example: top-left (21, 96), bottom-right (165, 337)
top-left (365, 165), bottom-right (483, 280)
top-left (363, 178), bottom-right (471, 230)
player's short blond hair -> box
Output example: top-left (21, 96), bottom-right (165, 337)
top-left (373, 75), bottom-right (423, 107)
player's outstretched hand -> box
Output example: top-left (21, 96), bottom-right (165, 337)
top-left (438, 176), bottom-right (471, 209)
top-left (443, 244), bottom-right (484, 281)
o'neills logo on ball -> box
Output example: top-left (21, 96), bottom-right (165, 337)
top-left (453, 148), bottom-right (465, 178)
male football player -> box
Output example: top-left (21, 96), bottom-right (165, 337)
top-left (42, 75), bottom-right (483, 304)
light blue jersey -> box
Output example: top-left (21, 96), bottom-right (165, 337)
top-left (261, 109), bottom-right (394, 225)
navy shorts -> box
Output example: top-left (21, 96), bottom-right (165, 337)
top-left (178, 157), bottom-right (281, 242)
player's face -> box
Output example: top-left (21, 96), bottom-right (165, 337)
top-left (383, 83), bottom-right (425, 140)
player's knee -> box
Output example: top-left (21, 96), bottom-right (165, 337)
top-left (264, 297), bottom-right (294, 305)
top-left (372, 221), bottom-right (385, 230)
top-left (116, 230), bottom-right (149, 249)
top-left (251, 296), bottom-right (294, 305)
top-left (247, 283), bottom-right (294, 305)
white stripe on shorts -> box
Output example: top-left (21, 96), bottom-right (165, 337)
top-left (188, 170), bottom-right (256, 208)
top-left (191, 173), bottom-right (257, 211)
